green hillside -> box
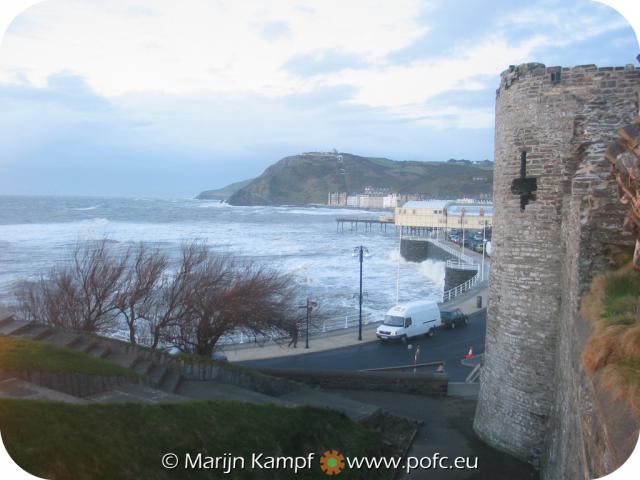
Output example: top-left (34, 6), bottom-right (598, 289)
top-left (196, 178), bottom-right (254, 201)
top-left (219, 153), bottom-right (492, 206)
top-left (0, 399), bottom-right (383, 479)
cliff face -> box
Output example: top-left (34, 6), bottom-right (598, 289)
top-left (196, 179), bottom-right (253, 201)
top-left (225, 153), bottom-right (493, 206)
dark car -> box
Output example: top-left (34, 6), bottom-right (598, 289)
top-left (440, 308), bottom-right (468, 329)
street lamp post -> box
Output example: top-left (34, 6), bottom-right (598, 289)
top-left (298, 297), bottom-right (317, 349)
top-left (353, 246), bottom-right (370, 341)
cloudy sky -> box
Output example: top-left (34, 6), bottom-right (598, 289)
top-left (0, 0), bottom-right (638, 196)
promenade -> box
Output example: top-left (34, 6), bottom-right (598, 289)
top-left (224, 282), bottom-right (487, 362)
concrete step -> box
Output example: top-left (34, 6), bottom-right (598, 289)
top-left (16, 323), bottom-right (54, 341)
top-left (448, 382), bottom-right (480, 397)
top-left (131, 357), bottom-right (155, 376)
top-left (280, 390), bottom-right (380, 421)
top-left (0, 319), bottom-right (35, 336)
top-left (70, 336), bottom-right (98, 354)
top-left (0, 308), bottom-right (14, 324)
top-left (176, 380), bottom-right (296, 407)
top-left (102, 349), bottom-right (140, 369)
top-left (43, 330), bottom-right (84, 349)
top-left (88, 384), bottom-right (190, 404)
top-left (86, 342), bottom-right (111, 359)
top-left (0, 376), bottom-right (88, 404)
top-left (148, 364), bottom-right (169, 386)
top-left (159, 370), bottom-right (182, 393)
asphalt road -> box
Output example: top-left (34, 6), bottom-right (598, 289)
top-left (241, 310), bottom-right (486, 382)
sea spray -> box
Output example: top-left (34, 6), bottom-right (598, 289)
top-left (386, 251), bottom-right (445, 291)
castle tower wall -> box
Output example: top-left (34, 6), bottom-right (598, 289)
top-left (474, 63), bottom-right (640, 467)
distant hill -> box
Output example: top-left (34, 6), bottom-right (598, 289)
top-left (196, 178), bottom-right (254, 200)
top-left (200, 153), bottom-right (493, 206)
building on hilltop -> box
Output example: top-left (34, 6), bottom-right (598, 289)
top-left (474, 63), bottom-right (640, 479)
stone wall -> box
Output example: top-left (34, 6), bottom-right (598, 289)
top-left (400, 238), bottom-right (452, 263)
top-left (254, 368), bottom-right (448, 397)
top-left (401, 238), bottom-right (476, 294)
top-left (474, 63), bottom-right (640, 476)
top-left (444, 266), bottom-right (477, 292)
top-left (0, 370), bottom-right (143, 398)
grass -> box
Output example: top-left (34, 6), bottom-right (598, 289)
top-left (0, 399), bottom-right (383, 480)
top-left (0, 336), bottom-right (136, 377)
top-left (582, 261), bottom-right (640, 416)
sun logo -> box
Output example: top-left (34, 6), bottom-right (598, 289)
top-left (320, 450), bottom-right (345, 476)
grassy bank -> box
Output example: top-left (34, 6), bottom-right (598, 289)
top-left (0, 336), bottom-right (136, 377)
top-left (0, 399), bottom-right (383, 480)
top-left (582, 261), bottom-right (640, 416)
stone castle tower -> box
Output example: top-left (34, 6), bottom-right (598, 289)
top-left (474, 63), bottom-right (640, 475)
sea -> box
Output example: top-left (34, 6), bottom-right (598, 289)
top-left (0, 196), bottom-right (444, 322)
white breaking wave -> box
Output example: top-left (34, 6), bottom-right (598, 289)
top-left (72, 205), bottom-right (99, 211)
top-left (417, 259), bottom-right (446, 290)
top-left (86, 217), bottom-right (110, 226)
top-left (0, 199), bottom-right (444, 311)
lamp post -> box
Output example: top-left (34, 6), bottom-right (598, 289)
top-left (298, 297), bottom-right (317, 349)
top-left (353, 246), bottom-right (370, 341)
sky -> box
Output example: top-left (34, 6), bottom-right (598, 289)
top-left (0, 0), bottom-right (638, 197)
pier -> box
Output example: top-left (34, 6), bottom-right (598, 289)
top-left (336, 216), bottom-right (395, 232)
top-left (336, 216), bottom-right (433, 236)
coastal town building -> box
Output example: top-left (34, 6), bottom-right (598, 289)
top-left (394, 199), bottom-right (493, 230)
top-left (328, 189), bottom-right (426, 209)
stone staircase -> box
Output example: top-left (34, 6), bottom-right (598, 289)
top-left (0, 311), bottom-right (381, 420)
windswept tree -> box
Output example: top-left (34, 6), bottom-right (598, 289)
top-left (166, 243), bottom-right (301, 357)
top-left (14, 239), bottom-right (128, 333)
top-left (113, 243), bottom-right (167, 344)
top-left (138, 242), bottom-right (209, 349)
top-left (14, 239), bottom-right (308, 356)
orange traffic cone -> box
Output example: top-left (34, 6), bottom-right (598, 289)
top-left (465, 347), bottom-right (473, 360)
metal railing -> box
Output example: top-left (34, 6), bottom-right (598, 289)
top-left (442, 272), bottom-right (480, 303)
top-left (445, 259), bottom-right (479, 270)
top-left (402, 235), bottom-right (476, 265)
top-left (217, 312), bottom-right (375, 346)
top-left (402, 235), bottom-right (481, 302)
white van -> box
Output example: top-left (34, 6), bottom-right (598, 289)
top-left (376, 300), bottom-right (441, 342)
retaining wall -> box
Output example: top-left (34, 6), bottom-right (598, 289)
top-left (254, 368), bottom-right (448, 397)
top-left (0, 370), bottom-right (143, 398)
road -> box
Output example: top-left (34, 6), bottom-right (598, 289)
top-left (241, 310), bottom-right (486, 382)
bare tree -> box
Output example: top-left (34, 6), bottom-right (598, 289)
top-left (113, 243), bottom-right (167, 344)
top-left (166, 244), bottom-right (302, 357)
top-left (139, 242), bottom-right (208, 349)
top-left (13, 239), bottom-right (307, 356)
top-left (13, 239), bottom-right (128, 333)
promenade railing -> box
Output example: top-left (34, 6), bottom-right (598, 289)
top-left (218, 312), bottom-right (375, 346)
top-left (402, 235), bottom-right (481, 302)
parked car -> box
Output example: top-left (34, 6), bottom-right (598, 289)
top-left (212, 351), bottom-right (229, 363)
top-left (440, 308), bottom-right (469, 329)
top-left (376, 300), bottom-right (441, 342)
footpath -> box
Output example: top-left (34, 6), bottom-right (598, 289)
top-left (224, 282), bottom-right (488, 362)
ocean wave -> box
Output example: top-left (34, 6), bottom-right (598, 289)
top-left (72, 205), bottom-right (100, 211)
top-left (195, 201), bottom-right (229, 208)
top-left (85, 217), bottom-right (110, 226)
